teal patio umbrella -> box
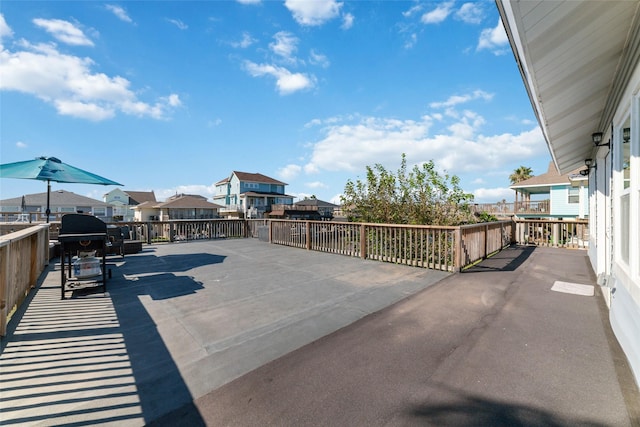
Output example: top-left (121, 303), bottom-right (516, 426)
top-left (0, 156), bottom-right (122, 222)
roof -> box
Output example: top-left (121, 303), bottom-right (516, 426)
top-left (232, 171), bottom-right (287, 186)
top-left (510, 162), bottom-right (585, 191)
top-left (497, 1), bottom-right (640, 173)
top-left (155, 195), bottom-right (224, 209)
top-left (125, 191), bottom-right (156, 205)
top-left (294, 199), bottom-right (339, 208)
top-left (0, 190), bottom-right (110, 208)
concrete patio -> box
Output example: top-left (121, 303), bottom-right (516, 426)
top-left (0, 239), bottom-right (451, 426)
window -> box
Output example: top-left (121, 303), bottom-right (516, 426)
top-left (93, 207), bottom-right (106, 217)
top-left (568, 187), bottom-right (579, 204)
top-left (618, 121), bottom-right (632, 266)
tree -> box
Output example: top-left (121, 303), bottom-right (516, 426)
top-left (340, 154), bottom-right (475, 226)
top-left (509, 166), bottom-right (533, 184)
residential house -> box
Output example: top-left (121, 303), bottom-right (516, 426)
top-left (294, 198), bottom-right (339, 220)
top-left (0, 190), bottom-right (114, 221)
top-left (510, 162), bottom-right (589, 219)
top-left (213, 172), bottom-right (294, 218)
top-left (132, 194), bottom-right (223, 221)
top-left (268, 198), bottom-right (339, 220)
top-left (104, 189), bottom-right (156, 222)
top-left (498, 0), bottom-right (640, 384)
top-left (269, 197), bottom-right (339, 221)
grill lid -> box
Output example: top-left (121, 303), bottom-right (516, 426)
top-left (60, 213), bottom-right (107, 235)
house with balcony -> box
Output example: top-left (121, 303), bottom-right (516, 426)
top-left (213, 172), bottom-right (294, 219)
top-left (510, 162), bottom-right (589, 219)
top-left (103, 189), bottom-right (156, 222)
top-left (498, 0), bottom-right (640, 385)
top-left (132, 194), bottom-right (223, 221)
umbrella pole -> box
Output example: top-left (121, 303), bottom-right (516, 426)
top-left (46, 180), bottom-right (51, 223)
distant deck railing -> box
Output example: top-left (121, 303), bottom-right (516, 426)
top-left (472, 200), bottom-right (550, 216)
top-left (1, 217), bottom-right (589, 336)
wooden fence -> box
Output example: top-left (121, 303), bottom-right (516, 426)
top-left (514, 219), bottom-right (589, 249)
top-left (0, 224), bottom-right (50, 336)
top-left (271, 220), bottom-right (463, 272)
top-left (459, 221), bottom-right (514, 267)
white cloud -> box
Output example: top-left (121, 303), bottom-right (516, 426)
top-left (105, 5), bottom-right (133, 23)
top-left (270, 31), bottom-right (298, 62)
top-left (231, 32), bottom-right (256, 49)
top-left (473, 187), bottom-right (513, 203)
top-left (33, 18), bottom-right (94, 46)
top-left (402, 4), bottom-right (423, 18)
top-left (208, 118), bottom-right (222, 127)
top-left (167, 18), bottom-right (188, 30)
top-left (429, 90), bottom-right (493, 109)
top-left (404, 33), bottom-right (418, 50)
top-left (309, 49), bottom-right (330, 68)
top-left (456, 3), bottom-right (484, 24)
top-left (0, 40), bottom-right (180, 121)
top-left (165, 93), bottom-right (182, 107)
top-left (421, 1), bottom-right (454, 24)
top-left (16, 141), bottom-right (27, 149)
top-left (277, 164), bottom-right (302, 180)
top-left (0, 14), bottom-right (13, 42)
top-left (55, 99), bottom-right (114, 120)
top-left (243, 61), bottom-right (316, 95)
top-left (302, 111), bottom-right (546, 180)
top-left (284, 0), bottom-right (342, 26)
top-left (341, 13), bottom-right (354, 30)
top-left (329, 194), bottom-right (343, 205)
top-left (236, 0), bottom-right (261, 4)
top-left (478, 19), bottom-right (509, 55)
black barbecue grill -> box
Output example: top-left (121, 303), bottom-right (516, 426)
top-left (58, 214), bottom-right (109, 299)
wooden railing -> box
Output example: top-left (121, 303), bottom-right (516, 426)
top-left (472, 200), bottom-right (550, 216)
top-left (514, 219), bottom-right (589, 249)
top-left (107, 219), bottom-right (249, 243)
top-left (0, 224), bottom-right (50, 336)
top-left (459, 221), bottom-right (514, 267)
top-left (270, 220), bottom-right (460, 272)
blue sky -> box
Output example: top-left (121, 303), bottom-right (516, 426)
top-left (0, 0), bottom-right (551, 205)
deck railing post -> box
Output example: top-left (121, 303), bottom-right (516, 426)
top-left (454, 227), bottom-right (462, 272)
top-left (360, 224), bottom-right (366, 259)
top-left (484, 224), bottom-right (489, 259)
top-left (146, 221), bottom-right (152, 244)
top-left (306, 221), bottom-right (311, 250)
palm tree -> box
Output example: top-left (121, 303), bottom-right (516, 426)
top-left (509, 166), bottom-right (533, 184)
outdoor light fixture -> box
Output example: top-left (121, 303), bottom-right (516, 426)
top-left (580, 169), bottom-right (590, 176)
top-left (592, 132), bottom-right (609, 147)
top-left (585, 158), bottom-right (594, 168)
top-left (623, 127), bottom-right (631, 143)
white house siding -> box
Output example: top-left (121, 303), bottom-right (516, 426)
top-left (600, 59), bottom-right (640, 384)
